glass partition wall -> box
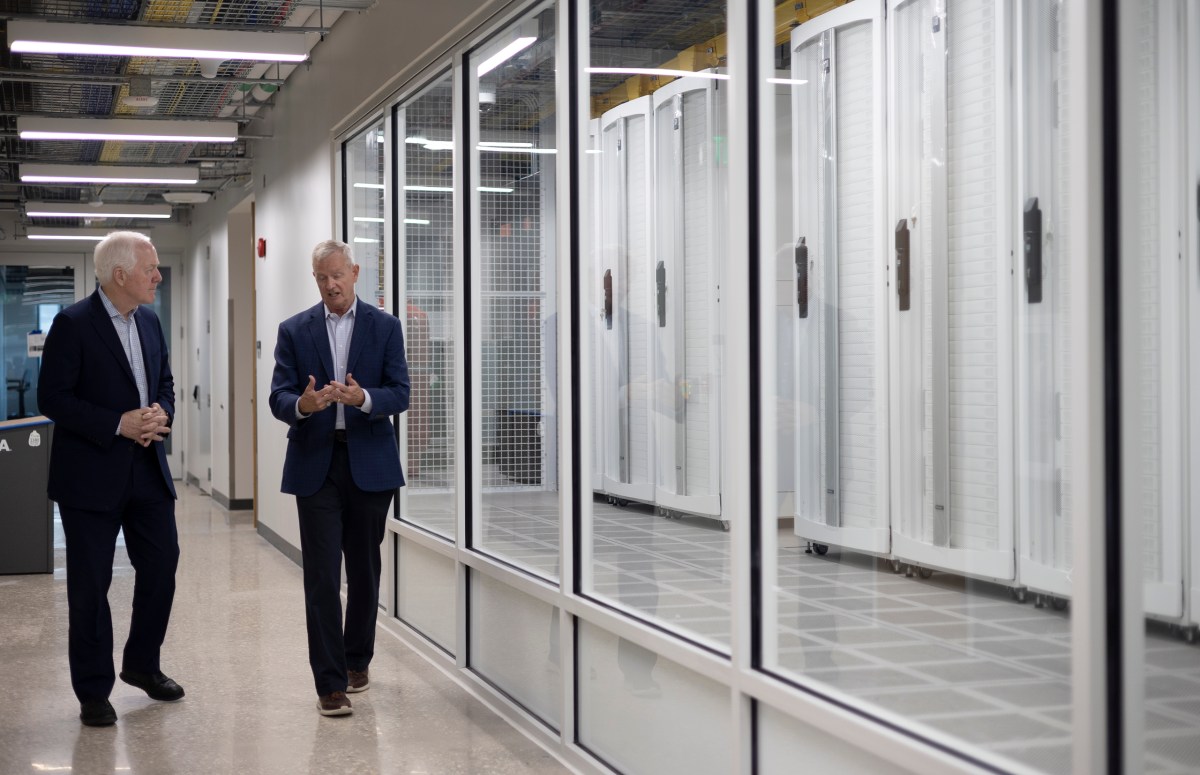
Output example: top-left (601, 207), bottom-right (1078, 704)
top-left (583, 0), bottom-right (734, 655)
top-left (341, 0), bottom-right (1183, 772)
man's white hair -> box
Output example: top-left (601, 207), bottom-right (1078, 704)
top-left (311, 239), bottom-right (355, 268)
top-left (95, 231), bottom-right (154, 285)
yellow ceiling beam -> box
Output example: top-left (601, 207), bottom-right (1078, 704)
top-left (590, 0), bottom-right (849, 118)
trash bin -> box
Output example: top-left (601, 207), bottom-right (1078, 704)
top-left (497, 408), bottom-right (541, 486)
top-left (0, 416), bottom-right (53, 574)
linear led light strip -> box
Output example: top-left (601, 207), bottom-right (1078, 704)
top-left (587, 67), bottom-right (730, 80)
top-left (7, 19), bottom-right (309, 63)
top-left (26, 227), bottom-right (122, 241)
top-left (20, 164), bottom-right (199, 185)
top-left (25, 202), bottom-right (172, 219)
top-left (18, 117), bottom-right (238, 144)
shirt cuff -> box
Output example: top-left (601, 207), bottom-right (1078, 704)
top-left (360, 390), bottom-right (373, 415)
top-left (294, 397), bottom-right (310, 419)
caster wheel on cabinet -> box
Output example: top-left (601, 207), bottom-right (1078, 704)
top-left (813, 543), bottom-right (829, 556)
top-left (917, 567), bottom-right (933, 579)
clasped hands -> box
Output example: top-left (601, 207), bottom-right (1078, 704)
top-left (120, 403), bottom-right (171, 447)
top-left (298, 373), bottom-right (365, 415)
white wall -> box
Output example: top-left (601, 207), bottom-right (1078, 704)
top-left (183, 0), bottom-right (504, 549)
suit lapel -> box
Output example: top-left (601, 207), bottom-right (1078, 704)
top-left (306, 304), bottom-right (336, 381)
top-left (345, 299), bottom-right (373, 376)
top-left (88, 292), bottom-right (137, 388)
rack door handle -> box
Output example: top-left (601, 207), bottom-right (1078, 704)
top-left (1024, 197), bottom-right (1043, 303)
top-left (603, 269), bottom-right (613, 329)
top-left (796, 237), bottom-right (809, 318)
top-left (656, 261), bottom-right (667, 327)
top-left (895, 219), bottom-right (911, 311)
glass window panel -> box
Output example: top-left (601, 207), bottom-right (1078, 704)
top-left (762, 1), bottom-right (1075, 771)
top-left (1119, 1), bottom-right (1200, 771)
top-left (584, 0), bottom-right (733, 652)
top-left (1, 265), bottom-right (75, 420)
top-left (394, 535), bottom-right (457, 654)
top-left (577, 620), bottom-right (730, 774)
top-left (344, 118), bottom-right (387, 308)
top-left (758, 704), bottom-right (899, 773)
top-left (398, 73), bottom-right (458, 539)
top-left (470, 4), bottom-right (561, 579)
top-left (468, 571), bottom-right (561, 729)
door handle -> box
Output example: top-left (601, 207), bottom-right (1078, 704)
top-left (603, 269), bottom-right (613, 330)
top-left (656, 260), bottom-right (667, 327)
top-left (795, 237), bottom-right (809, 318)
top-left (895, 219), bottom-right (910, 311)
top-left (1024, 197), bottom-right (1043, 303)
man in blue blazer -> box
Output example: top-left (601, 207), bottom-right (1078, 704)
top-left (269, 239), bottom-right (409, 716)
top-left (38, 231), bottom-right (183, 727)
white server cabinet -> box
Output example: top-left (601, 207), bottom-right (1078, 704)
top-left (1186, 3), bottom-right (1200, 632)
top-left (598, 96), bottom-right (656, 506)
top-left (790, 1), bottom-right (890, 555)
top-left (1126, 0), bottom-right (1191, 622)
top-left (589, 117), bottom-right (607, 498)
top-left (887, 0), bottom-right (1015, 580)
top-left (1015, 0), bottom-right (1072, 601)
top-left (652, 73), bottom-right (725, 522)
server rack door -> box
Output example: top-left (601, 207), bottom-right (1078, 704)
top-left (590, 117), bottom-right (607, 497)
top-left (1186, 3), bottom-right (1200, 630)
top-left (790, 0), bottom-right (890, 555)
top-left (1128, 1), bottom-right (1188, 621)
top-left (599, 97), bottom-right (655, 505)
top-left (1015, 0), bottom-right (1073, 600)
top-left (888, 0), bottom-right (1015, 581)
top-left (651, 75), bottom-right (724, 520)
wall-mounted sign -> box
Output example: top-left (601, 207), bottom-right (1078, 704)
top-left (27, 332), bottom-right (45, 358)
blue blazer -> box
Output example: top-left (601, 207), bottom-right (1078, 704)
top-left (269, 299), bottom-right (409, 497)
top-left (38, 290), bottom-right (177, 510)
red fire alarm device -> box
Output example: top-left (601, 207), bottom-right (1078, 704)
top-left (257, 238), bottom-right (266, 258)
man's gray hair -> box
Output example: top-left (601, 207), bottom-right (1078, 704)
top-left (311, 239), bottom-right (355, 268)
top-left (95, 231), bottom-right (154, 285)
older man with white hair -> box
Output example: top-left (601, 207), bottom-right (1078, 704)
top-left (38, 230), bottom-right (183, 727)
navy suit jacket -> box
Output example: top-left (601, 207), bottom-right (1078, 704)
top-left (269, 298), bottom-right (409, 497)
top-left (38, 290), bottom-right (177, 511)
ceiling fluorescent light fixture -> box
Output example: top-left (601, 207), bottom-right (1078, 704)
top-left (478, 141), bottom-right (533, 148)
top-left (26, 227), bottom-right (120, 241)
top-left (19, 117), bottom-right (237, 143)
top-left (353, 182), bottom-right (385, 190)
top-left (767, 77), bottom-right (809, 86)
top-left (8, 20), bottom-right (309, 64)
top-left (404, 218), bottom-right (431, 225)
top-left (20, 164), bottom-right (198, 185)
top-left (354, 217), bottom-right (385, 223)
top-left (476, 36), bottom-right (536, 76)
top-left (587, 67), bottom-right (729, 80)
top-left (25, 202), bottom-right (172, 219)
top-left (477, 146), bottom-right (555, 154)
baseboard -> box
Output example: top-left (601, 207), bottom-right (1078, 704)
top-left (257, 521), bottom-right (303, 567)
top-left (212, 489), bottom-right (253, 511)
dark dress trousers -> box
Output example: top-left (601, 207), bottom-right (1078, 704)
top-left (38, 290), bottom-right (178, 703)
top-left (269, 298), bottom-right (409, 695)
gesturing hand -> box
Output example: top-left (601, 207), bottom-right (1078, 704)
top-left (326, 373), bottom-right (365, 408)
top-left (297, 374), bottom-right (335, 415)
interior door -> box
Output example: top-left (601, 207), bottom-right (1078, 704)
top-left (888, 0), bottom-right (1015, 580)
top-left (790, 0), bottom-right (890, 555)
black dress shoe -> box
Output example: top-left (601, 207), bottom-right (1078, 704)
top-left (119, 670), bottom-right (185, 702)
top-left (80, 699), bottom-right (117, 726)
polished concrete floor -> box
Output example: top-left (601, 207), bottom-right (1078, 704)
top-left (0, 484), bottom-right (567, 775)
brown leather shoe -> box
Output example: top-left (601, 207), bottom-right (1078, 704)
top-left (316, 691), bottom-right (352, 716)
top-left (347, 669), bottom-right (369, 693)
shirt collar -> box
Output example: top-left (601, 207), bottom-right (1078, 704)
top-left (99, 287), bottom-right (135, 321)
top-left (324, 296), bottom-right (358, 320)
